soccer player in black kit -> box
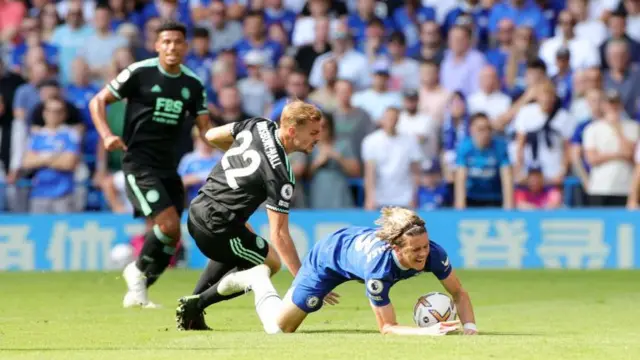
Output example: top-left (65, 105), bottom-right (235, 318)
top-left (89, 21), bottom-right (212, 308)
top-left (176, 101), bottom-right (339, 330)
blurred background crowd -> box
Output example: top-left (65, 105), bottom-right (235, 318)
top-left (2, 0), bottom-right (640, 214)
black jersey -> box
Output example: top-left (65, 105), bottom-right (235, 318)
top-left (199, 118), bottom-right (295, 224)
top-left (106, 57), bottom-right (208, 174)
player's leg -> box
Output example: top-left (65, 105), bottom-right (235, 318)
top-left (122, 172), bottom-right (181, 308)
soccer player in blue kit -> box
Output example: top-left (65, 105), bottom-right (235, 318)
top-left (217, 207), bottom-right (478, 336)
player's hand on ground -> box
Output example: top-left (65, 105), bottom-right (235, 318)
top-left (323, 292), bottom-right (340, 306)
top-left (435, 320), bottom-right (461, 336)
top-left (104, 135), bottom-right (127, 152)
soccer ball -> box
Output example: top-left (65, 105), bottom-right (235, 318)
top-left (413, 292), bottom-right (457, 327)
top-left (109, 243), bottom-right (134, 270)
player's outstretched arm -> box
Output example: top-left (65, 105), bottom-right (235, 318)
top-left (205, 123), bottom-right (236, 151)
top-left (266, 209), bottom-right (302, 276)
top-left (440, 270), bottom-right (477, 335)
top-left (370, 302), bottom-right (460, 336)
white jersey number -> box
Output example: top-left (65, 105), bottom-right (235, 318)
top-left (221, 130), bottom-right (261, 189)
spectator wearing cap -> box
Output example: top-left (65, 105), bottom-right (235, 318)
top-left (418, 60), bottom-right (450, 125)
top-left (570, 87), bottom-right (604, 206)
top-left (396, 88), bottom-right (439, 159)
top-left (264, 0), bottom-right (297, 38)
top-left (362, 107), bottom-right (423, 210)
top-left (551, 47), bottom-right (573, 109)
top-left (515, 164), bottom-right (563, 210)
top-left (468, 65), bottom-right (512, 129)
top-left (307, 113), bottom-right (360, 209)
top-left (416, 158), bottom-right (450, 210)
top-left (347, 0), bottom-right (393, 46)
top-left (79, 4), bottom-right (128, 81)
top-left (237, 51), bottom-right (274, 118)
top-left (184, 27), bottom-right (217, 83)
top-left (539, 11), bottom-right (600, 77)
top-left (235, 11), bottom-right (284, 78)
top-left (603, 39), bottom-right (640, 118)
top-left (352, 59), bottom-right (403, 123)
top-left (440, 25), bottom-right (486, 97)
top-left (203, 1), bottom-right (243, 53)
top-left (49, 1), bottom-right (95, 84)
top-left (20, 97), bottom-right (81, 213)
top-left (514, 81), bottom-right (575, 185)
top-left (408, 21), bottom-right (445, 64)
top-left (488, 0), bottom-right (551, 41)
top-left (294, 16), bottom-right (332, 76)
top-left (599, 10), bottom-right (640, 70)
top-left (443, 0), bottom-right (492, 51)
top-left (309, 23), bottom-right (370, 90)
top-left (333, 79), bottom-right (375, 162)
top-left (178, 126), bottom-right (223, 204)
top-left (583, 89), bottom-right (640, 207)
top-left (391, 0), bottom-right (436, 50)
top-left (567, 0), bottom-right (608, 47)
top-left (485, 19), bottom-right (515, 80)
top-left (454, 112), bottom-right (513, 209)
top-left (308, 58), bottom-right (338, 113)
top-left (386, 31), bottom-right (421, 91)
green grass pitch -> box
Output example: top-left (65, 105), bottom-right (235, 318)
top-left (1, 270), bottom-right (639, 360)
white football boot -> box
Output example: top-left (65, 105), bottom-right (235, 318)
top-left (122, 261), bottom-right (161, 309)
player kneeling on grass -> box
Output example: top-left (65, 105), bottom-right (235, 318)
top-left (218, 207), bottom-right (478, 335)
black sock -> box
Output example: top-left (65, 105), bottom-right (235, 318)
top-left (135, 225), bottom-right (176, 288)
top-left (196, 271), bottom-right (245, 311)
top-left (193, 260), bottom-right (234, 295)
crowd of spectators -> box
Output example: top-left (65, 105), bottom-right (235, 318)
top-left (2, 0), bottom-right (640, 213)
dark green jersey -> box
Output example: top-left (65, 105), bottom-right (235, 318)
top-left (106, 57), bottom-right (208, 174)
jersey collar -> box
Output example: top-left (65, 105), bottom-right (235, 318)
top-left (156, 62), bottom-right (182, 78)
top-left (274, 129), bottom-right (286, 152)
top-left (392, 250), bottom-right (409, 271)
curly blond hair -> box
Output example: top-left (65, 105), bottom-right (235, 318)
top-left (375, 207), bottom-right (426, 246)
top-left (280, 100), bottom-right (322, 128)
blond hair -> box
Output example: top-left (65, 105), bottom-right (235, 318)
top-left (280, 100), bottom-right (322, 128)
top-left (375, 207), bottom-right (426, 246)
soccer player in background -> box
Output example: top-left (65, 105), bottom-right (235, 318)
top-left (217, 207), bottom-right (478, 336)
top-left (175, 102), bottom-right (329, 331)
top-left (89, 21), bottom-right (212, 308)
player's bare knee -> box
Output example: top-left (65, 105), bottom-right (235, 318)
top-left (265, 246), bottom-right (281, 275)
top-left (157, 217), bottom-right (181, 243)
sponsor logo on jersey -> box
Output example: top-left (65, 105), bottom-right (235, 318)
top-left (256, 121), bottom-right (282, 169)
top-left (151, 84), bottom-right (162, 93)
top-left (306, 296), bottom-right (320, 309)
top-left (256, 236), bottom-right (265, 250)
top-left (152, 97), bottom-right (183, 125)
top-left (367, 279), bottom-right (384, 295)
top-left (181, 87), bottom-right (190, 100)
top-left (280, 183), bottom-right (293, 200)
top-left (442, 257), bottom-right (450, 267)
top-left (369, 295), bottom-right (383, 302)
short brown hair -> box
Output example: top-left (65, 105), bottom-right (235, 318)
top-left (280, 100), bottom-right (322, 127)
top-left (375, 207), bottom-right (426, 247)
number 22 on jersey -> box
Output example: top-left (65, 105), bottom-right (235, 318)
top-left (221, 130), bottom-right (261, 189)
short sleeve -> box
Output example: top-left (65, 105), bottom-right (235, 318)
top-left (582, 123), bottom-right (597, 150)
top-left (365, 278), bottom-right (393, 307)
top-left (426, 241), bottom-right (452, 280)
top-left (361, 133), bottom-right (376, 162)
top-left (106, 66), bottom-right (138, 100)
top-left (265, 179), bottom-right (294, 214)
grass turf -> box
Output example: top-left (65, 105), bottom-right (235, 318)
top-left (0, 270), bottom-right (639, 360)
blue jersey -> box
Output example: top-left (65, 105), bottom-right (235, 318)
top-left (234, 39), bottom-right (283, 78)
top-left (11, 43), bottom-right (58, 69)
top-left (456, 136), bottom-right (510, 201)
top-left (392, 6), bottom-right (436, 49)
top-left (552, 71), bottom-right (573, 109)
top-left (184, 51), bottom-right (216, 85)
top-left (178, 150), bottom-right (221, 203)
top-left (65, 84), bottom-right (100, 157)
top-left (263, 7), bottom-right (297, 37)
top-left (290, 226), bottom-right (452, 313)
top-left (417, 183), bottom-right (450, 210)
top-left (28, 127), bottom-right (80, 198)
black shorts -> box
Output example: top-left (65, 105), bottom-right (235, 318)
top-left (124, 170), bottom-right (185, 218)
top-left (187, 194), bottom-right (268, 269)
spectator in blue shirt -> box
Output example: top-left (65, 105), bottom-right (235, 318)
top-left (185, 27), bottom-right (217, 83)
top-left (137, 0), bottom-right (193, 32)
top-left (392, 0), bottom-right (435, 50)
top-left (12, 62), bottom-right (50, 121)
top-left (416, 158), bottom-right (450, 210)
top-left (355, 18), bottom-right (390, 59)
top-left (347, 0), bottom-right (393, 46)
top-left (21, 97), bottom-right (80, 213)
top-left (454, 112), bottom-right (514, 208)
top-left (235, 11), bottom-right (284, 78)
top-left (270, 70), bottom-right (315, 122)
top-left (442, 91), bottom-right (471, 180)
top-left (488, 0), bottom-right (551, 41)
top-left (552, 47), bottom-right (573, 109)
top-left (443, 0), bottom-right (492, 51)
top-left (11, 17), bottom-right (58, 73)
top-left (178, 127), bottom-right (222, 203)
top-left (264, 0), bottom-right (297, 38)
top-left (485, 19), bottom-right (515, 81)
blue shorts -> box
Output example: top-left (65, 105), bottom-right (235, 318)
top-left (288, 262), bottom-right (345, 314)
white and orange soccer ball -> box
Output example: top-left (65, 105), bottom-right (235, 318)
top-left (413, 292), bottom-right (457, 327)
